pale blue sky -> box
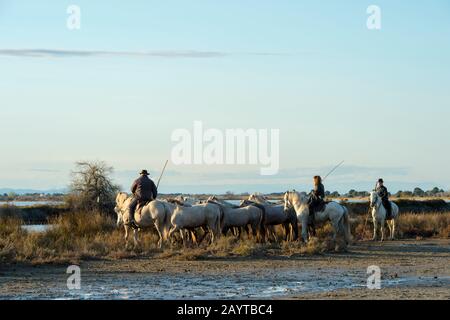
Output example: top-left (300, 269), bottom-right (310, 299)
top-left (0, 1), bottom-right (449, 193)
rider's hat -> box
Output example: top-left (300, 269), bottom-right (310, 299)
top-left (140, 170), bottom-right (149, 175)
top-left (378, 178), bottom-right (384, 183)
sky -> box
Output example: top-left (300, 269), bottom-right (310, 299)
top-left (0, 0), bottom-right (449, 194)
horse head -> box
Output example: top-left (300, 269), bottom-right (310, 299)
top-left (283, 191), bottom-right (293, 210)
top-left (369, 191), bottom-right (380, 208)
top-left (207, 195), bottom-right (218, 202)
top-left (114, 192), bottom-right (129, 227)
top-left (248, 193), bottom-right (269, 204)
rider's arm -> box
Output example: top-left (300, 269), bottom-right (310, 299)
top-left (151, 181), bottom-right (158, 199)
top-left (131, 180), bottom-right (138, 195)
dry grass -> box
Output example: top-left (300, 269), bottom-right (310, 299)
top-left (1, 211), bottom-right (448, 264)
top-left (397, 213), bottom-right (450, 238)
top-left (0, 212), bottom-right (153, 264)
top-left (351, 212), bottom-right (450, 240)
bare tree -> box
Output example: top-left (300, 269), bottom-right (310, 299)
top-left (68, 161), bottom-right (120, 213)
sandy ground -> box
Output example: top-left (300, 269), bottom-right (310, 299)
top-left (1, 239), bottom-right (449, 299)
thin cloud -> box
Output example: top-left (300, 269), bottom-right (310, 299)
top-left (0, 49), bottom-right (227, 58)
top-left (0, 49), bottom-right (293, 59)
top-left (29, 168), bottom-right (61, 173)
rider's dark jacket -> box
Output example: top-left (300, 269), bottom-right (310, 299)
top-left (131, 175), bottom-right (157, 201)
top-left (308, 182), bottom-right (325, 216)
top-left (376, 185), bottom-right (389, 201)
top-left (311, 183), bottom-right (325, 201)
top-left (376, 185), bottom-right (392, 217)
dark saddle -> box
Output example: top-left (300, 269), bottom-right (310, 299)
top-left (309, 200), bottom-right (327, 215)
top-left (308, 200), bottom-right (327, 236)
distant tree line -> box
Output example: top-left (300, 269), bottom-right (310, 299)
top-left (336, 187), bottom-right (447, 198)
top-left (0, 192), bottom-right (65, 202)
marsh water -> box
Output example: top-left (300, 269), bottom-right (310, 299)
top-left (0, 201), bottom-right (64, 207)
top-left (1, 266), bottom-right (448, 300)
top-left (21, 224), bottom-right (53, 233)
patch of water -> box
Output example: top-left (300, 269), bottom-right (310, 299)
top-left (21, 225), bottom-right (53, 233)
top-left (1, 268), bottom-right (448, 300)
top-left (0, 201), bottom-right (64, 207)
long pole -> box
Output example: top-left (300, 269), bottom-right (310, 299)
top-left (322, 160), bottom-right (345, 181)
top-left (362, 206), bottom-right (372, 239)
top-left (156, 160), bottom-right (169, 189)
top-left (362, 181), bottom-right (379, 238)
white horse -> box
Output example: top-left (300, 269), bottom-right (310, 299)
top-left (168, 203), bottom-right (223, 245)
top-left (284, 191), bottom-right (351, 244)
top-left (173, 195), bottom-right (200, 206)
top-left (114, 192), bottom-right (170, 248)
top-left (244, 194), bottom-right (298, 242)
top-left (207, 197), bottom-right (264, 241)
top-left (369, 191), bottom-right (399, 241)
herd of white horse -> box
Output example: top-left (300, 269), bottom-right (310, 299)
top-left (114, 190), bottom-right (400, 248)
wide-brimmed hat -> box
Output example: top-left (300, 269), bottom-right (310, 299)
top-left (140, 170), bottom-right (149, 175)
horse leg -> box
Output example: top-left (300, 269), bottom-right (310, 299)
top-left (287, 224), bottom-right (292, 241)
top-left (386, 220), bottom-right (393, 241)
top-left (251, 223), bottom-right (258, 240)
top-left (372, 218), bottom-right (378, 241)
top-left (133, 228), bottom-right (139, 247)
top-left (391, 220), bottom-right (396, 240)
top-left (269, 226), bottom-right (277, 242)
top-left (210, 227), bottom-right (215, 244)
top-left (291, 220), bottom-right (299, 241)
top-left (124, 225), bottom-right (130, 246)
top-left (387, 220), bottom-right (393, 240)
top-left (167, 226), bottom-right (178, 246)
top-left (154, 221), bottom-right (164, 249)
top-left (190, 230), bottom-right (198, 246)
top-left (283, 223), bottom-right (289, 241)
top-left (222, 227), bottom-right (229, 236)
top-left (259, 224), bottom-right (266, 243)
top-left (380, 219), bottom-right (385, 242)
top-left (244, 225), bottom-right (251, 239)
top-left (178, 229), bottom-right (186, 247)
top-left (197, 227), bottom-right (208, 244)
top-left (301, 218), bottom-right (309, 243)
top-left (234, 227), bottom-right (242, 239)
top-left (265, 225), bottom-right (272, 242)
top-left (183, 230), bottom-right (191, 247)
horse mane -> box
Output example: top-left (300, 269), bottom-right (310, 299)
top-left (166, 198), bottom-right (192, 207)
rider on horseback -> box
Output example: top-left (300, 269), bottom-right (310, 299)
top-left (128, 170), bottom-right (158, 228)
top-left (376, 178), bottom-right (392, 219)
top-left (308, 176), bottom-right (325, 230)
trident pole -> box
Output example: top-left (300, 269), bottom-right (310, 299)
top-left (322, 160), bottom-right (345, 181)
top-left (156, 160), bottom-right (169, 189)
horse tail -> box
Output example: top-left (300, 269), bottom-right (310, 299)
top-left (249, 204), bottom-right (265, 242)
top-left (161, 201), bottom-right (171, 241)
top-left (208, 201), bottom-right (225, 235)
top-left (342, 206), bottom-right (352, 243)
top-left (258, 205), bottom-right (265, 228)
top-left (218, 205), bottom-right (225, 235)
top-left (251, 203), bottom-right (266, 226)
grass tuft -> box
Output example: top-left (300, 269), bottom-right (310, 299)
top-left (1, 211), bottom-right (448, 264)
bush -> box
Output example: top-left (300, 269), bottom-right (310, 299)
top-left (68, 161), bottom-right (120, 214)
